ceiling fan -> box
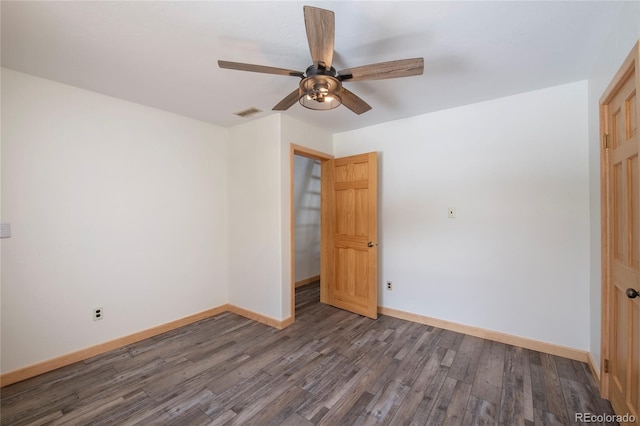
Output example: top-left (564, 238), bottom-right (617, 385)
top-left (218, 5), bottom-right (424, 115)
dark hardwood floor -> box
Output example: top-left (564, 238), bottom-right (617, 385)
top-left (1, 282), bottom-right (615, 425)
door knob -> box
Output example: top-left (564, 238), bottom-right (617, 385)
top-left (368, 242), bottom-right (377, 247)
top-left (627, 288), bottom-right (639, 299)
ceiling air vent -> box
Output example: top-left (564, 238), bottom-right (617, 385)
top-left (233, 107), bottom-right (262, 118)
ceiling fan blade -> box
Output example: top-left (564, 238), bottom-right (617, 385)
top-left (218, 60), bottom-right (304, 78)
top-left (273, 89), bottom-right (301, 111)
top-left (338, 58), bottom-right (424, 82)
top-left (340, 87), bottom-right (372, 115)
top-left (303, 6), bottom-right (334, 69)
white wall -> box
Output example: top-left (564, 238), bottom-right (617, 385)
top-left (1, 69), bottom-right (229, 373)
top-left (334, 81), bottom-right (590, 350)
top-left (293, 155), bottom-right (321, 282)
top-left (587, 3), bottom-right (640, 369)
top-left (227, 114), bottom-right (331, 321)
top-left (227, 114), bottom-right (283, 320)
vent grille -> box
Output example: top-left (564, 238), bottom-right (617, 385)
top-left (234, 107), bottom-right (262, 118)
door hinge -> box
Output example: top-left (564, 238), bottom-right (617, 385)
top-left (604, 358), bottom-right (610, 374)
top-left (603, 134), bottom-right (610, 149)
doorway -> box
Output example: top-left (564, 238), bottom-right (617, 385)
top-left (289, 145), bottom-right (380, 323)
top-left (289, 144), bottom-right (333, 322)
top-left (293, 155), bottom-right (321, 300)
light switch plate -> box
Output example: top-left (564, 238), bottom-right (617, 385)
top-left (448, 207), bottom-right (456, 218)
top-left (0, 223), bottom-right (11, 238)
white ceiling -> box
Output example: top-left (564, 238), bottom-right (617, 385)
top-left (1, 1), bottom-right (627, 133)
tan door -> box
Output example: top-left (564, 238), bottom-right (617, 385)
top-left (321, 152), bottom-right (378, 319)
top-left (602, 41), bottom-right (640, 424)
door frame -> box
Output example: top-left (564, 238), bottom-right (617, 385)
top-left (600, 40), bottom-right (640, 398)
top-left (289, 144), bottom-right (333, 323)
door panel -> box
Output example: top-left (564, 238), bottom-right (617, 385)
top-left (604, 42), bottom-right (640, 424)
top-left (321, 152), bottom-right (378, 319)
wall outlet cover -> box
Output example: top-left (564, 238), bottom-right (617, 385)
top-left (0, 223), bottom-right (11, 238)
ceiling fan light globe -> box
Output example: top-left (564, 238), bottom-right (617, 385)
top-left (299, 75), bottom-right (342, 111)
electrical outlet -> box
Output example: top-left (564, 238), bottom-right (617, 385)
top-left (0, 223), bottom-right (11, 238)
top-left (93, 307), bottom-right (103, 321)
top-left (386, 281), bottom-right (393, 290)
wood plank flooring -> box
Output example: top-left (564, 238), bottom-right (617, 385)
top-left (1, 282), bottom-right (616, 425)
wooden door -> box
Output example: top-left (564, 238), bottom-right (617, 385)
top-left (321, 152), bottom-right (378, 319)
top-left (602, 41), bottom-right (640, 424)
